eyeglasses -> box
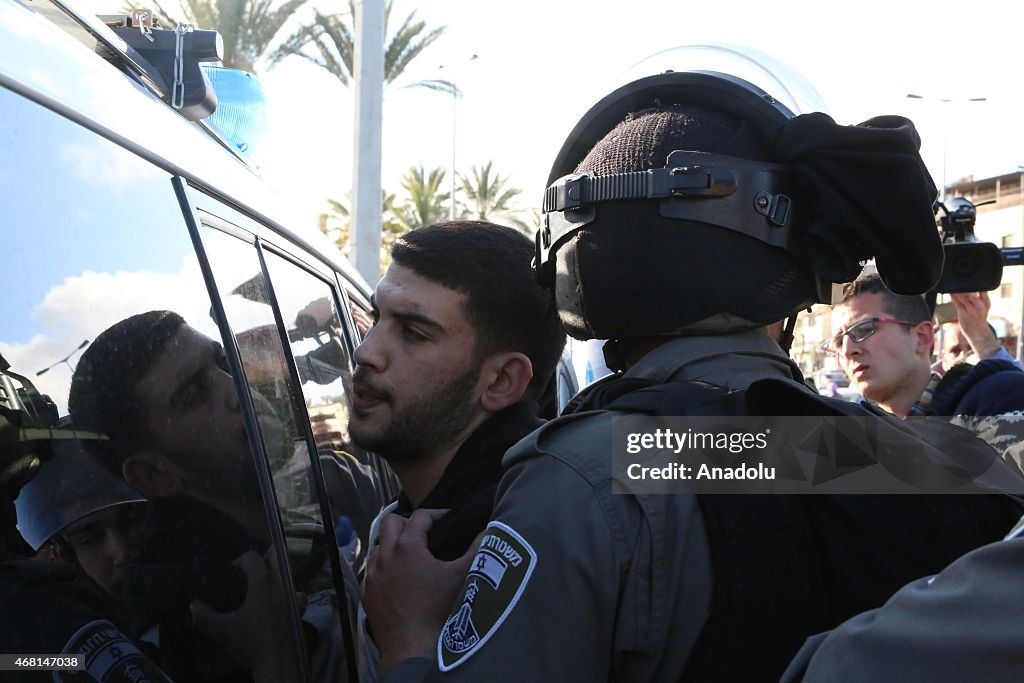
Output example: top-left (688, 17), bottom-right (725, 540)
top-left (820, 317), bottom-right (919, 354)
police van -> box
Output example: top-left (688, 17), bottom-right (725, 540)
top-left (1, 0), bottom-right (399, 678)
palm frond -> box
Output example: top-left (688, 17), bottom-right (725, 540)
top-left (272, 0), bottom-right (445, 91)
top-left (457, 161), bottom-right (527, 226)
top-left (125, 0), bottom-right (313, 71)
top-left (401, 78), bottom-right (459, 95)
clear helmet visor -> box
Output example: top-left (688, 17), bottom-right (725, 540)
top-left (14, 439), bottom-right (145, 550)
top-left (614, 42), bottom-right (831, 117)
top-left (546, 43), bottom-right (830, 186)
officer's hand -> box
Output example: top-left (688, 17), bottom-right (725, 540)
top-left (362, 509), bottom-right (480, 672)
top-left (950, 291), bottom-right (1000, 359)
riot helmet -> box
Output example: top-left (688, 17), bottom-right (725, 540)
top-left (536, 45), bottom-right (943, 341)
top-left (15, 435), bottom-right (145, 551)
top-left (2, 355), bottom-right (128, 555)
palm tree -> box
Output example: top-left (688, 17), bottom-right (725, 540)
top-left (271, 0), bottom-right (452, 92)
top-left (320, 191), bottom-right (408, 273)
top-left (135, 0), bottom-right (311, 72)
top-left (395, 165), bottom-right (449, 231)
top-left (458, 161), bottom-right (531, 233)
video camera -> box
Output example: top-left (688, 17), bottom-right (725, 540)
top-left (933, 197), bottom-right (1023, 293)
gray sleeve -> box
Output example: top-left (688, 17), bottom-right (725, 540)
top-left (369, 421), bottom-right (710, 682)
top-left (786, 537), bottom-right (1024, 683)
top-left (431, 453), bottom-right (624, 681)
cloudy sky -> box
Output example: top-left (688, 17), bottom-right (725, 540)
top-left (5, 0), bottom-right (1022, 412)
top-left (256, 0), bottom-right (1024, 228)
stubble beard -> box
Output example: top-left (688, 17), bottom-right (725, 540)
top-left (349, 363), bottom-right (481, 465)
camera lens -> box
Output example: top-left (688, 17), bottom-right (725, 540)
top-left (952, 253), bottom-right (977, 276)
top-left (937, 242), bottom-right (1003, 293)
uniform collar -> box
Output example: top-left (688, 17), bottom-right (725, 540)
top-left (622, 330), bottom-right (807, 391)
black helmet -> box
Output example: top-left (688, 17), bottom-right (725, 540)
top-left (536, 48), bottom-right (942, 341)
top-left (2, 355), bottom-right (115, 553)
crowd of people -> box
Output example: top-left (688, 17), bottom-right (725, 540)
top-left (4, 58), bottom-right (1024, 683)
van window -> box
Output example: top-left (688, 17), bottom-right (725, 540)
top-left (2, 87), bottom-right (303, 681)
top-left (262, 250), bottom-right (392, 548)
top-left (335, 281), bottom-right (400, 499)
top-left (197, 220), bottom-right (364, 682)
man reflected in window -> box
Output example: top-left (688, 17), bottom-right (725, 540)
top-left (68, 311), bottom-right (298, 683)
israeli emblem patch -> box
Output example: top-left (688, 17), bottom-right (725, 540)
top-left (57, 620), bottom-right (172, 682)
top-left (438, 521), bottom-right (537, 671)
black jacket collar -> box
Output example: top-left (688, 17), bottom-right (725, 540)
top-left (395, 401), bottom-right (542, 560)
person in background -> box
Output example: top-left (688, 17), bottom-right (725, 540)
top-left (68, 311), bottom-right (300, 683)
top-left (2, 360), bottom-right (290, 683)
top-left (14, 440), bottom-right (147, 605)
top-left (831, 275), bottom-right (1024, 466)
top-left (830, 276), bottom-right (1024, 417)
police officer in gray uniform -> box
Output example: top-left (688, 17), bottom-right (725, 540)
top-left (782, 517), bottom-right (1024, 682)
top-left (361, 64), bottom-right (1024, 683)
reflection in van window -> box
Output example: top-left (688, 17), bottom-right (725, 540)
top-left (200, 224), bottom-right (366, 683)
top-left (68, 312), bottom-right (298, 682)
top-left (2, 88), bottom-right (299, 682)
top-left (262, 250), bottom-right (393, 555)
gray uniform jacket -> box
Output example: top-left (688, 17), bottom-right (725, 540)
top-left (380, 331), bottom-right (810, 682)
top-left (782, 518), bottom-right (1024, 683)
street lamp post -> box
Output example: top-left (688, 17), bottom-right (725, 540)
top-left (351, 0), bottom-right (385, 284)
top-left (906, 93), bottom-right (987, 201)
top-left (36, 339), bottom-right (89, 376)
top-left (439, 54), bottom-right (478, 220)
top-left (1018, 165), bottom-right (1024, 360)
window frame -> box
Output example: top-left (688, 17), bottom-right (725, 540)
top-left (174, 176), bottom-right (361, 683)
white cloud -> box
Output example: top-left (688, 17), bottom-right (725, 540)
top-left (60, 142), bottom-right (151, 190)
top-left (2, 254), bottom-right (218, 414)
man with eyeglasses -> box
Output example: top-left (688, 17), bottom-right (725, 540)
top-left (824, 274), bottom-right (937, 417)
top-left (830, 275), bottom-right (1024, 459)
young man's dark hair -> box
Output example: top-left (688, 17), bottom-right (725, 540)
top-left (391, 221), bottom-right (566, 400)
top-left (68, 310), bottom-right (186, 464)
top-left (841, 273), bottom-right (932, 324)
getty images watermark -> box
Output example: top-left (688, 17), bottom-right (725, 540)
top-left (611, 415), bottom-right (1024, 495)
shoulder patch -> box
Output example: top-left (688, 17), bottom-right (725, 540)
top-left (57, 620), bottom-right (171, 683)
top-left (437, 521), bottom-right (537, 671)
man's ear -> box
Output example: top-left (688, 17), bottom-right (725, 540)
top-left (122, 451), bottom-right (185, 498)
top-left (478, 352), bottom-right (533, 413)
top-left (915, 321), bottom-right (936, 358)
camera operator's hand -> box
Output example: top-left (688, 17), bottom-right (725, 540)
top-left (951, 292), bottom-right (1001, 360)
top-left (294, 297), bottom-right (335, 339)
